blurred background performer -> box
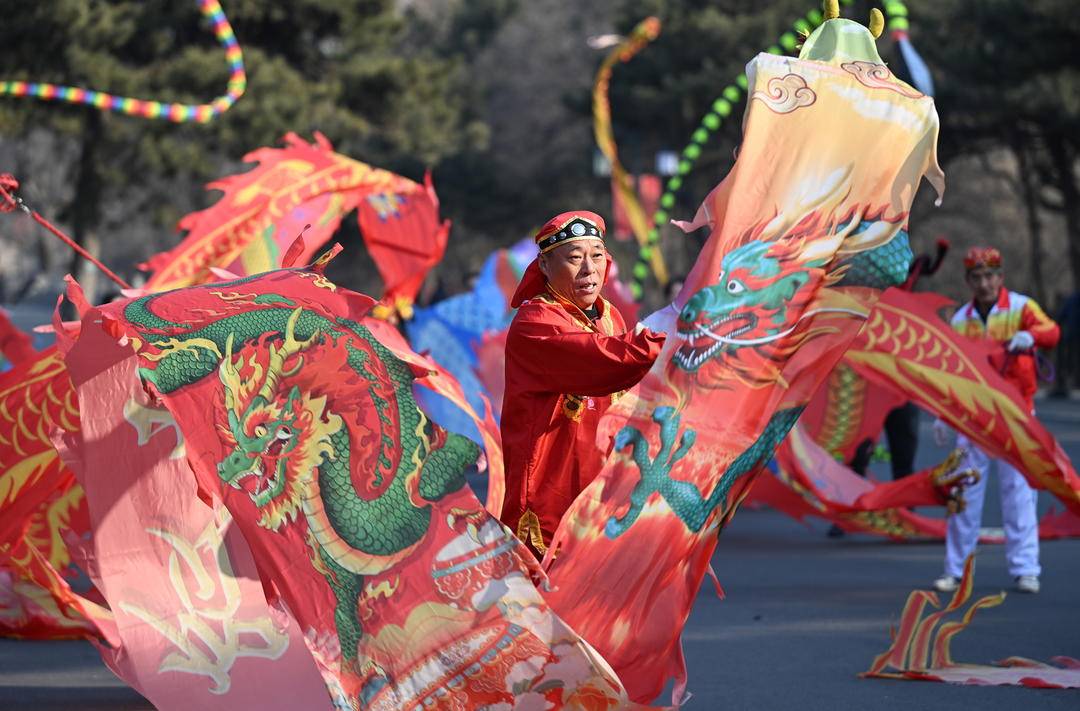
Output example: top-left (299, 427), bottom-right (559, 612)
top-left (499, 211), bottom-right (664, 558)
top-left (932, 246), bottom-right (1060, 594)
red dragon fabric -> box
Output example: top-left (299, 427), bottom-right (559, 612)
top-left (755, 424), bottom-right (1077, 542)
top-left (53, 321), bottom-right (328, 709)
top-left (141, 133), bottom-right (445, 311)
top-left (843, 288), bottom-right (1080, 516)
top-left (863, 555), bottom-right (1080, 688)
top-left (82, 263), bottom-right (650, 709)
top-left (0, 347), bottom-right (97, 639)
top-left (540, 24), bottom-right (946, 703)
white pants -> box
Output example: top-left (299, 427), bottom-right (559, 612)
top-left (944, 434), bottom-right (1041, 578)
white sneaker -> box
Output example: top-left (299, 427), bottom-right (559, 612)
top-left (932, 575), bottom-right (959, 593)
top-left (1015, 575), bottom-right (1040, 594)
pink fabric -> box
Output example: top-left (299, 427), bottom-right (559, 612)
top-left (58, 321), bottom-right (327, 710)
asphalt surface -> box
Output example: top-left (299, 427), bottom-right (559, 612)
top-left (2, 401), bottom-right (1078, 710)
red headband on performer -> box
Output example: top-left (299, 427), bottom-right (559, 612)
top-left (963, 246), bottom-right (1001, 271)
top-left (534, 211), bottom-right (606, 254)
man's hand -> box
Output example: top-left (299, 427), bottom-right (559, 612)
top-left (1006, 330), bottom-right (1035, 351)
top-left (932, 418), bottom-right (953, 447)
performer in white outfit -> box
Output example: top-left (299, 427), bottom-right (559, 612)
top-left (932, 247), bottom-right (1060, 594)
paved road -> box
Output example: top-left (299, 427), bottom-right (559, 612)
top-left (2, 402), bottom-right (1078, 710)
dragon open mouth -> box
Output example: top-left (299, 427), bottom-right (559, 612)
top-left (228, 456), bottom-right (286, 505)
top-left (674, 313), bottom-right (758, 370)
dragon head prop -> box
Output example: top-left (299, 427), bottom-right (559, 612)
top-left (798, 1), bottom-right (885, 64)
top-left (673, 161), bottom-right (908, 390)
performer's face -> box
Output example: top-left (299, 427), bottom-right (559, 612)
top-left (539, 239), bottom-right (607, 309)
top-left (965, 266), bottom-right (1003, 306)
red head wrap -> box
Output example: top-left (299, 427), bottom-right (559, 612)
top-left (963, 246), bottom-right (1002, 271)
top-left (533, 211), bottom-right (606, 254)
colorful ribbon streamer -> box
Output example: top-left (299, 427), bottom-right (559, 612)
top-left (592, 17), bottom-right (669, 288)
top-left (628, 0), bottom-right (918, 299)
top-left (0, 0), bottom-right (245, 123)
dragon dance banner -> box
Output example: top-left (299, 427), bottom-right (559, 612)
top-left (541, 21), bottom-right (945, 702)
top-left (53, 322), bottom-right (327, 709)
top-left (3, 134), bottom-right (452, 638)
top-left (772, 423), bottom-right (962, 539)
top-left (800, 361), bottom-right (905, 464)
top-left (141, 133), bottom-right (445, 310)
top-left (864, 556), bottom-right (1080, 688)
top-left (843, 288), bottom-right (1080, 516)
top-left (0, 347), bottom-right (98, 639)
top-left (759, 423), bottom-right (1080, 541)
top-left (82, 267), bottom-right (646, 709)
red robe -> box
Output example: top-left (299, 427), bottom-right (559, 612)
top-left (500, 262), bottom-right (664, 556)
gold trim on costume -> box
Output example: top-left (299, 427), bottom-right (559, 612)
top-left (515, 510), bottom-right (547, 554)
top-left (560, 393), bottom-right (586, 422)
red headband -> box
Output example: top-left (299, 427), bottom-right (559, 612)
top-left (963, 246), bottom-right (1001, 271)
top-left (534, 211), bottom-right (606, 253)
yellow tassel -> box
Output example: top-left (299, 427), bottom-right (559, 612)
top-left (371, 303), bottom-right (393, 320)
top-left (823, 0), bottom-right (840, 20)
top-left (869, 8), bottom-right (884, 38)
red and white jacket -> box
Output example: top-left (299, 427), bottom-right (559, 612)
top-left (950, 287), bottom-right (1060, 408)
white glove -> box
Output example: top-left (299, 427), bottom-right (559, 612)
top-left (1006, 330), bottom-right (1035, 352)
top-left (932, 418), bottom-right (953, 447)
top-left (638, 302), bottom-right (679, 335)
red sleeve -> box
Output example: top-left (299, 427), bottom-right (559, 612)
top-left (1021, 299), bottom-right (1060, 349)
top-left (506, 305), bottom-right (664, 396)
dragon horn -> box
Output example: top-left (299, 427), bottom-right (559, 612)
top-left (220, 332), bottom-right (239, 412)
top-left (258, 308), bottom-right (316, 402)
top-left (823, 0), bottom-right (839, 20)
top-left (868, 8), bottom-right (884, 38)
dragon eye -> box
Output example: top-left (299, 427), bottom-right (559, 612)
top-left (254, 425), bottom-right (268, 437)
top-left (726, 279), bottom-right (746, 294)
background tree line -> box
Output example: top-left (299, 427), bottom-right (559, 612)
top-left (0, 0), bottom-right (1078, 315)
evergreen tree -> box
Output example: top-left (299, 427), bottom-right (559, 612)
top-left (0, 0), bottom-right (484, 298)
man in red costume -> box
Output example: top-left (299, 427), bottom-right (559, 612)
top-left (500, 211), bottom-right (665, 557)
